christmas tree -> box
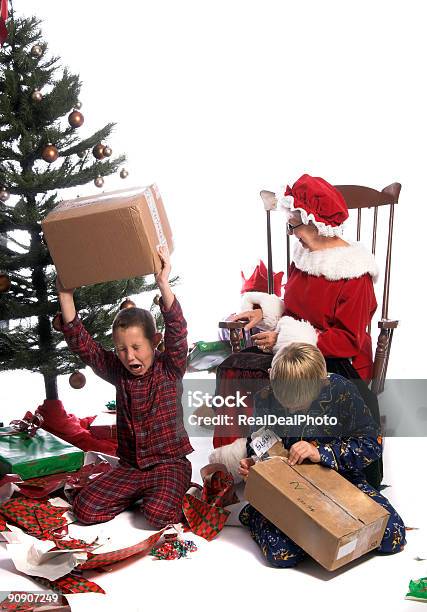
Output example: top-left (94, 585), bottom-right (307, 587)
top-left (0, 8), bottom-right (170, 401)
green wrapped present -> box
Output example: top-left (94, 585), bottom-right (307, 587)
top-left (406, 577), bottom-right (427, 602)
top-left (0, 427), bottom-right (84, 480)
top-left (187, 340), bottom-right (231, 372)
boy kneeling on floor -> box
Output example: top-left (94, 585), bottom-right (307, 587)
top-left (238, 343), bottom-right (405, 568)
top-left (56, 246), bottom-right (193, 528)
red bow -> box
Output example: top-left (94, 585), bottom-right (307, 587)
top-left (0, 0), bottom-right (8, 46)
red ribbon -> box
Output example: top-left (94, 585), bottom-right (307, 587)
top-left (0, 0), bottom-right (8, 46)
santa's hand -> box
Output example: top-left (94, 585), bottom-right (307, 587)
top-left (252, 331), bottom-right (278, 352)
top-left (231, 308), bottom-right (263, 331)
top-left (288, 441), bottom-right (320, 466)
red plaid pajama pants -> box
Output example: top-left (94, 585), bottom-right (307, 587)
top-left (72, 458), bottom-right (192, 529)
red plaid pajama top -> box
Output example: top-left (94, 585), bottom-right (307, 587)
top-left (61, 296), bottom-right (194, 469)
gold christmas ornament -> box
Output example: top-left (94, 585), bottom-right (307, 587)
top-left (120, 298), bottom-right (136, 310)
top-left (69, 371), bottom-right (86, 389)
top-left (68, 110), bottom-right (84, 128)
top-left (30, 44), bottom-right (43, 58)
top-left (103, 146), bottom-right (112, 157)
top-left (41, 144), bottom-right (59, 163)
top-left (120, 168), bottom-right (129, 179)
top-left (75, 101), bottom-right (82, 110)
top-left (0, 274), bottom-right (11, 293)
top-left (94, 176), bottom-right (104, 188)
top-left (153, 294), bottom-right (160, 305)
top-left (0, 187), bottom-right (10, 202)
top-left (92, 143), bottom-right (105, 160)
top-left (31, 89), bottom-right (43, 102)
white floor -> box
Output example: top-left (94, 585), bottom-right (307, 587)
top-left (0, 370), bottom-right (426, 611)
top-left (0, 435), bottom-right (425, 612)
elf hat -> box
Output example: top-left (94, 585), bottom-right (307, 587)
top-left (241, 260), bottom-right (284, 296)
top-left (275, 174), bottom-right (349, 237)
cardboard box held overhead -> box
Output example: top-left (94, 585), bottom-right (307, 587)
top-left (244, 454), bottom-right (389, 571)
top-left (42, 184), bottom-right (173, 289)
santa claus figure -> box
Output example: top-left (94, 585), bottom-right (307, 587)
top-left (211, 174), bottom-right (383, 488)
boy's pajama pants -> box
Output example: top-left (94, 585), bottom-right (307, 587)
top-left (240, 476), bottom-right (406, 568)
top-left (71, 458), bottom-right (192, 529)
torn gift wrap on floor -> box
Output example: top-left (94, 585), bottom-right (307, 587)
top-left (406, 577), bottom-right (427, 602)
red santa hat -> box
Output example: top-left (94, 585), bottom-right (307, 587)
top-left (240, 260), bottom-right (284, 297)
top-left (275, 174), bottom-right (349, 237)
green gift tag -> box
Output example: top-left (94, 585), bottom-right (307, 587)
top-left (0, 427), bottom-right (84, 480)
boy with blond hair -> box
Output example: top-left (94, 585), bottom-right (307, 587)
top-left (238, 343), bottom-right (405, 567)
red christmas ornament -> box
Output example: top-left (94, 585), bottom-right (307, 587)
top-left (92, 143), bottom-right (105, 160)
top-left (0, 0), bottom-right (8, 47)
top-left (0, 273), bottom-right (11, 293)
top-left (69, 371), bottom-right (86, 389)
top-left (68, 110), bottom-right (84, 128)
top-left (52, 313), bottom-right (62, 332)
top-left (119, 298), bottom-right (136, 310)
top-left (41, 144), bottom-right (59, 163)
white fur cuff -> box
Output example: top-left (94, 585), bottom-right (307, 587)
top-left (273, 316), bottom-right (318, 358)
top-left (241, 292), bottom-right (285, 331)
top-left (208, 438), bottom-right (247, 483)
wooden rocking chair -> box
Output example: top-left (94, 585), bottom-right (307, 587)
top-left (219, 182), bottom-right (401, 395)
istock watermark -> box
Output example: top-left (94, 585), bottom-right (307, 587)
top-left (187, 390), bottom-right (249, 409)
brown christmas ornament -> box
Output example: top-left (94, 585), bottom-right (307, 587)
top-left (153, 294), bottom-right (160, 306)
top-left (68, 110), bottom-right (84, 128)
top-left (69, 371), bottom-right (86, 389)
top-left (41, 144), bottom-right (59, 163)
top-left (0, 274), bottom-right (11, 293)
top-left (120, 298), bottom-right (136, 310)
top-left (94, 176), bottom-right (104, 188)
top-left (31, 89), bottom-right (43, 102)
top-left (52, 312), bottom-right (62, 332)
top-left (157, 341), bottom-right (165, 352)
top-left (103, 146), bottom-right (112, 157)
top-left (30, 44), bottom-right (43, 58)
top-left (92, 143), bottom-right (105, 160)
top-left (0, 187), bottom-right (10, 202)
top-left (119, 168), bottom-right (129, 179)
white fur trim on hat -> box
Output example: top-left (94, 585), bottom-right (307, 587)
top-left (275, 188), bottom-right (346, 237)
top-left (241, 291), bottom-right (285, 331)
top-left (292, 241), bottom-right (379, 282)
top-left (272, 316), bottom-right (318, 358)
top-left (208, 438), bottom-right (247, 483)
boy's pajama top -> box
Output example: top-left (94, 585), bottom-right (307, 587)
top-left (60, 297), bottom-right (193, 528)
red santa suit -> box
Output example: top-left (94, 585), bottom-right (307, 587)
top-left (241, 240), bottom-right (379, 381)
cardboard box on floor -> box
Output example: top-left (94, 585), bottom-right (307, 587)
top-left (41, 184), bottom-right (173, 289)
top-left (244, 443), bottom-right (389, 571)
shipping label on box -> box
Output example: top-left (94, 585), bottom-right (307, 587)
top-left (41, 184), bottom-right (173, 289)
top-left (244, 456), bottom-right (389, 571)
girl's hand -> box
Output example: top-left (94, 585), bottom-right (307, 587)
top-left (231, 308), bottom-right (263, 331)
top-left (154, 245), bottom-right (171, 286)
top-left (251, 330), bottom-right (279, 352)
top-left (238, 457), bottom-right (255, 479)
top-left (288, 441), bottom-right (320, 466)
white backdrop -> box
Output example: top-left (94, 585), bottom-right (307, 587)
top-left (2, 0), bottom-right (427, 416)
